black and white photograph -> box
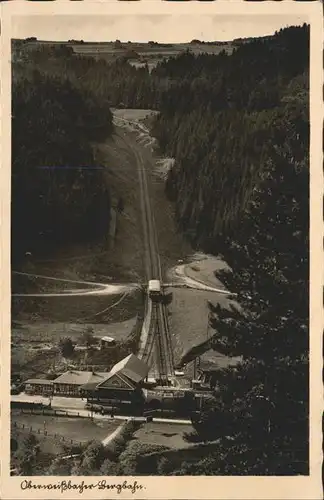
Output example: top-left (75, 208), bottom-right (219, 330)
top-left (1, 2), bottom-right (322, 499)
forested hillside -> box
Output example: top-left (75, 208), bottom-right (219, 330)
top-left (12, 50), bottom-right (113, 266)
top-left (11, 41), bottom-right (166, 269)
top-left (151, 24), bottom-right (309, 248)
top-left (13, 42), bottom-right (160, 109)
top-left (149, 24), bottom-right (310, 475)
top-left (185, 107), bottom-right (309, 475)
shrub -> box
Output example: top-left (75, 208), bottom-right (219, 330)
top-left (46, 457), bottom-right (72, 476)
top-left (81, 440), bottom-right (106, 469)
top-left (104, 420), bottom-right (142, 462)
top-left (100, 459), bottom-right (123, 475)
top-left (119, 441), bottom-right (169, 475)
top-left (14, 432), bottom-right (40, 475)
top-left (59, 338), bottom-right (75, 358)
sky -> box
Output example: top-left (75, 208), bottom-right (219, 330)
top-left (11, 14), bottom-right (306, 44)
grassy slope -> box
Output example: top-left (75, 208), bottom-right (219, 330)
top-left (133, 421), bottom-right (194, 450)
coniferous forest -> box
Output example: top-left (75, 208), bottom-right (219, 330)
top-left (12, 61), bottom-right (113, 266)
top-left (150, 24), bottom-right (309, 475)
top-left (11, 24), bottom-right (309, 475)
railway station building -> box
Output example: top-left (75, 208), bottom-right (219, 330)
top-left (20, 354), bottom-right (149, 403)
top-left (24, 378), bottom-right (54, 396)
top-left (53, 370), bottom-right (109, 397)
top-left (80, 353), bottom-right (149, 408)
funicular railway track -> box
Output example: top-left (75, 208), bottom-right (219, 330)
top-left (115, 124), bottom-right (174, 382)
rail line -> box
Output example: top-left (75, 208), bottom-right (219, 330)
top-left (115, 121), bottom-right (174, 382)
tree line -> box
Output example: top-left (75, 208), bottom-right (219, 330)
top-left (151, 24), bottom-right (309, 248)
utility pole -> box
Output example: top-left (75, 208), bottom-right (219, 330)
top-left (48, 391), bottom-right (53, 409)
top-left (90, 394), bottom-right (94, 421)
top-left (206, 314), bottom-right (209, 341)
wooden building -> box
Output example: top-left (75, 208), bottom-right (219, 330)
top-left (24, 379), bottom-right (54, 396)
top-left (80, 354), bottom-right (149, 409)
top-left (191, 350), bottom-right (242, 389)
top-left (53, 370), bottom-right (108, 397)
top-left (99, 336), bottom-right (116, 350)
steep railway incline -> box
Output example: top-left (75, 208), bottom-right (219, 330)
top-left (113, 116), bottom-right (174, 384)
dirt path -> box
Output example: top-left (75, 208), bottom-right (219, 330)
top-left (101, 421), bottom-right (126, 446)
top-left (12, 271), bottom-right (137, 297)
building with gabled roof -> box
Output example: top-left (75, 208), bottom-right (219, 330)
top-left (109, 353), bottom-right (149, 383)
top-left (53, 370), bottom-right (108, 396)
top-left (99, 336), bottom-right (116, 349)
top-left (24, 379), bottom-right (54, 396)
top-left (80, 354), bottom-right (149, 409)
top-left (20, 354), bottom-right (149, 403)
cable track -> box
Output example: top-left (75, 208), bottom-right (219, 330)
top-left (115, 125), bottom-right (174, 383)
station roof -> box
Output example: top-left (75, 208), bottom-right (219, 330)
top-left (81, 371), bottom-right (136, 392)
top-left (80, 354), bottom-right (149, 391)
top-left (110, 353), bottom-right (149, 384)
top-left (53, 370), bottom-right (108, 386)
top-left (25, 379), bottom-right (54, 385)
top-left (52, 355), bottom-right (148, 392)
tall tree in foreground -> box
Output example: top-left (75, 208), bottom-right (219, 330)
top-left (191, 101), bottom-right (309, 475)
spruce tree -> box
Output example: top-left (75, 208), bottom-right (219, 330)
top-left (200, 103), bottom-right (309, 475)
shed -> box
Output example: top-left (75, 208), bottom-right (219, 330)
top-left (100, 336), bottom-right (116, 349)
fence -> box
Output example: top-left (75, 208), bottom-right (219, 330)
top-left (11, 407), bottom-right (86, 418)
top-left (11, 420), bottom-right (84, 448)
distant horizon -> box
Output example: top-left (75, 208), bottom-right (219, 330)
top-left (13, 32), bottom-right (284, 45)
top-left (11, 15), bottom-right (306, 44)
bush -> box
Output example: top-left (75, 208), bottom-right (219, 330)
top-left (104, 420), bottom-right (142, 462)
top-left (81, 440), bottom-right (106, 469)
top-left (79, 328), bottom-right (96, 347)
top-left (59, 337), bottom-right (75, 358)
top-left (11, 438), bottom-right (18, 453)
top-left (105, 436), bottom-right (125, 461)
top-left (119, 441), bottom-right (169, 475)
top-left (182, 430), bottom-right (204, 443)
top-left (100, 459), bottom-right (123, 475)
top-left (46, 457), bottom-right (72, 476)
top-left (157, 456), bottom-right (174, 475)
top-left (14, 432), bottom-right (40, 475)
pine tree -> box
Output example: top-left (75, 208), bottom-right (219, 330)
top-left (198, 104), bottom-right (309, 475)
